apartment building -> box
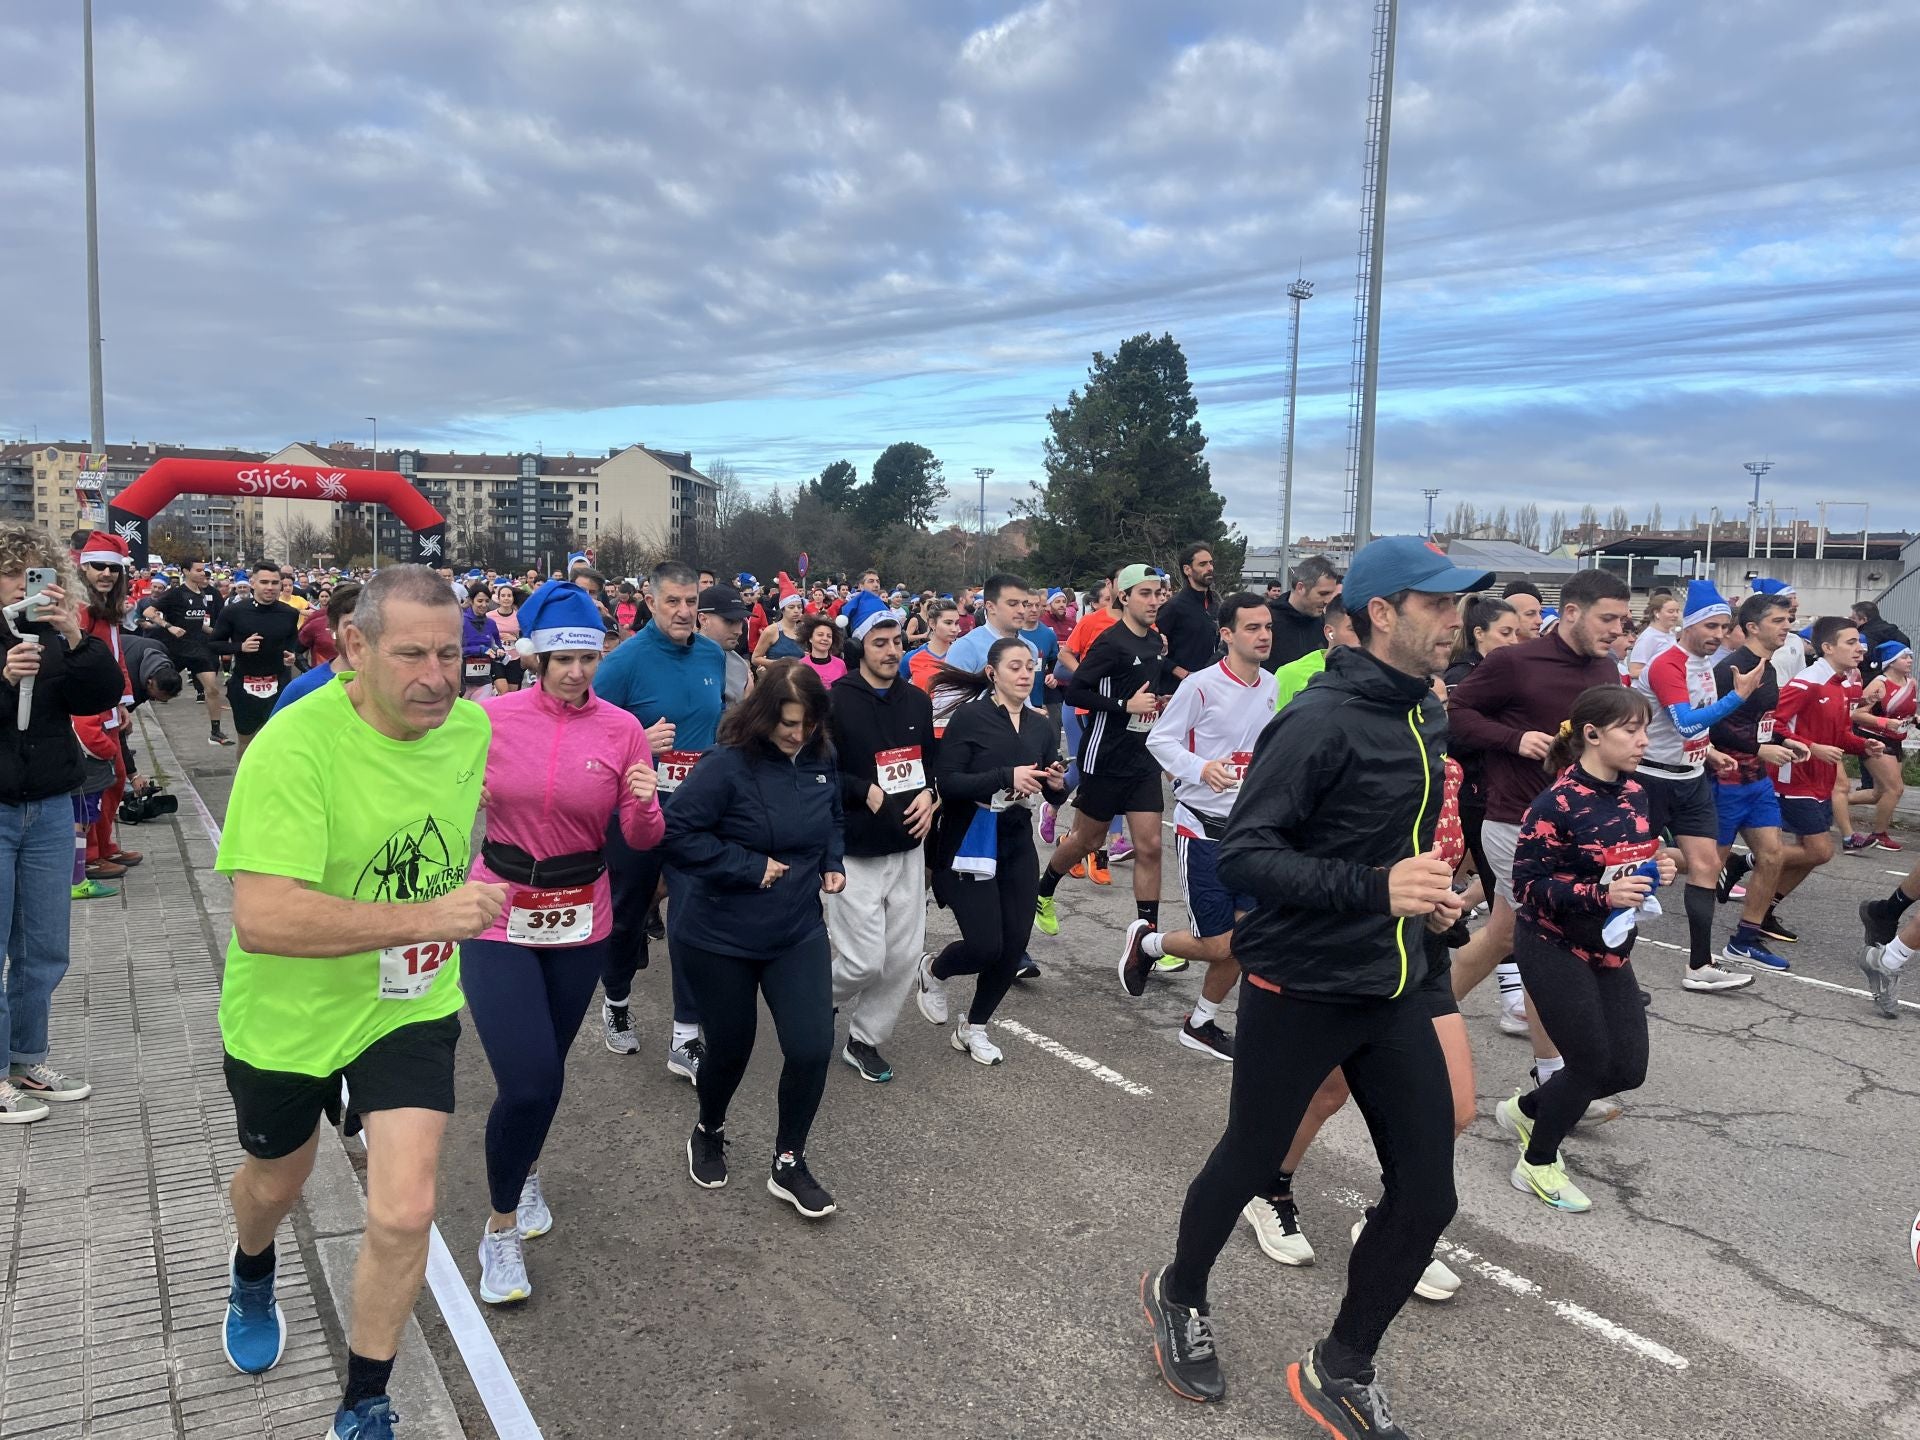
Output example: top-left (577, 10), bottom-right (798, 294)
top-left (0, 441), bottom-right (266, 557)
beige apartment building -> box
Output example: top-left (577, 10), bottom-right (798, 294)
top-left (0, 441), bottom-right (267, 558)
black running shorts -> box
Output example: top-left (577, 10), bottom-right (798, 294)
top-left (1074, 769), bottom-right (1165, 823)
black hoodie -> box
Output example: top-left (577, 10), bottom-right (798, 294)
top-left (827, 669), bottom-right (937, 856)
top-left (1219, 643), bottom-right (1448, 1002)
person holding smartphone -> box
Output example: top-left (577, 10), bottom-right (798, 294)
top-left (0, 533), bottom-right (125, 1122)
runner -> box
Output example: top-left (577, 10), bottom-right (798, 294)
top-left (1708, 592), bottom-right (1809, 971)
top-left (591, 560), bottom-right (724, 1078)
top-left (212, 565), bottom-right (502, 1440)
top-left (1157, 543), bottom-right (1220, 686)
top-left (1626, 590), bottom-right (1680, 679)
top-left (1271, 598), bottom-right (1355, 711)
top-left (1443, 596), bottom-right (1523, 918)
top-left (697, 583), bottom-right (755, 706)
top-left (210, 560), bottom-right (302, 758)
top-left (1749, 580), bottom-right (1806, 686)
top-left (1050, 577), bottom-right (1125, 877)
top-left (462, 582), bottom-right (664, 1304)
top-left (1128, 594), bottom-right (1276, 1060)
top-left (1843, 640), bottom-right (1913, 852)
top-left (460, 588), bottom-right (506, 700)
top-left (1500, 581), bottom-right (1545, 640)
top-left (663, 662), bottom-right (844, 1218)
top-left (799, 614), bottom-right (847, 686)
top-left (1036, 565), bottom-right (1166, 944)
top-left (750, 590), bottom-right (807, 670)
top-left (826, 609), bottom-right (937, 1083)
top-left (1138, 536), bottom-right (1485, 1432)
top-left (918, 640), bottom-right (1070, 1065)
top-left (1632, 580), bottom-right (1768, 983)
top-left (904, 598), bottom-right (961, 697)
top-left (1264, 554), bottom-right (1341, 671)
top-left (1500, 685), bottom-right (1675, 1212)
top-left (142, 556), bottom-right (232, 745)
top-left (273, 584), bottom-right (362, 714)
top-left (1860, 858), bottom-right (1917, 1018)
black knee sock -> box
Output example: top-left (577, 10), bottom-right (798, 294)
top-left (1316, 1331), bottom-right (1375, 1384)
top-left (1684, 884), bottom-right (1715, 969)
top-left (233, 1240), bottom-right (274, 1284)
top-left (1271, 1167), bottom-right (1293, 1198)
top-left (343, 1351), bottom-right (394, 1410)
top-left (1038, 864), bottom-right (1064, 898)
top-left (1892, 882), bottom-right (1917, 911)
top-left (1137, 899), bottom-right (1159, 927)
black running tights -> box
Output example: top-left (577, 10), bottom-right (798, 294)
top-left (1513, 930), bottom-right (1648, 1164)
top-left (931, 827), bottom-right (1039, 1025)
top-left (1166, 981), bottom-right (1457, 1364)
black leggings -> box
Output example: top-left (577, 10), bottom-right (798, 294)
top-left (1513, 930), bottom-right (1649, 1164)
top-left (679, 933), bottom-right (833, 1157)
top-left (1167, 981), bottom-right (1457, 1364)
top-left (931, 827), bottom-right (1039, 1025)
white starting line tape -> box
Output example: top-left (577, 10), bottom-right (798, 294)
top-left (990, 1018), bottom-right (1155, 1096)
top-left (1639, 938), bottom-right (1918, 1011)
top-left (150, 713), bottom-right (544, 1437)
top-left (1325, 1189), bottom-right (1690, 1370)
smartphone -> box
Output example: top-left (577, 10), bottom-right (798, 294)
top-left (23, 568), bottom-right (55, 604)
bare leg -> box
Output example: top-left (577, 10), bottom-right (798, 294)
top-left (1045, 811), bottom-right (1109, 877)
top-left (198, 669), bottom-right (225, 731)
top-left (1450, 897), bottom-right (1514, 1000)
top-left (351, 1108), bottom-right (447, 1362)
top-left (1124, 810), bottom-right (1162, 906)
top-left (230, 1127), bottom-right (321, 1256)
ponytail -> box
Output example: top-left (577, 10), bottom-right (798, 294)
top-left (1546, 685), bottom-right (1653, 774)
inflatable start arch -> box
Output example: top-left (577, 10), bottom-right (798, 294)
top-left (106, 458), bottom-right (448, 566)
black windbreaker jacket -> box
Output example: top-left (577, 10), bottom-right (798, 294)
top-left (0, 626), bottom-right (125, 805)
top-left (1219, 644), bottom-right (1448, 1001)
top-left (827, 671), bottom-right (937, 857)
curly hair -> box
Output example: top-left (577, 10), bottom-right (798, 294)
top-left (0, 524), bottom-right (77, 646)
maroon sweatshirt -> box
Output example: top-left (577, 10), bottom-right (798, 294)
top-left (1447, 631), bottom-right (1621, 824)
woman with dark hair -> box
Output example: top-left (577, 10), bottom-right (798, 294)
top-left (799, 614), bottom-right (846, 686)
top-left (1501, 684), bottom-right (1672, 1213)
top-left (664, 660), bottom-right (845, 1217)
top-left (1443, 594), bottom-right (1520, 685)
top-left (914, 639), bottom-right (1070, 1065)
top-left (751, 592), bottom-right (807, 670)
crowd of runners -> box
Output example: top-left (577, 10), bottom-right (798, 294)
top-left (0, 524), bottom-right (1912, 1439)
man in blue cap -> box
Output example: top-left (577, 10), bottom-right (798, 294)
top-left (1140, 536), bottom-right (1491, 1437)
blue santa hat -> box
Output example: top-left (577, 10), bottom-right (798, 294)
top-left (1876, 639), bottom-right (1912, 668)
top-left (851, 607), bottom-right (905, 643)
top-left (736, 572), bottom-right (758, 589)
top-left (840, 588), bottom-right (890, 637)
top-left (1751, 577), bottom-right (1794, 598)
top-left (512, 581), bottom-right (607, 656)
top-left (1681, 579), bottom-right (1730, 628)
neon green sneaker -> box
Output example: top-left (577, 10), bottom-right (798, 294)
top-left (1034, 895), bottom-right (1058, 936)
top-left (1494, 1091), bottom-right (1534, 1150)
top-left (72, 879), bottom-right (118, 900)
top-left (1154, 954), bottom-right (1190, 973)
top-left (1511, 1156), bottom-right (1592, 1212)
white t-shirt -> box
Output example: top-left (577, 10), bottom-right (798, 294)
top-left (1628, 626), bottom-right (1677, 670)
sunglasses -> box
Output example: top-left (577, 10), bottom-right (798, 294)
top-left (82, 561), bottom-right (124, 573)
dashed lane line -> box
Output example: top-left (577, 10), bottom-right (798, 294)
top-left (989, 1018), bottom-right (1155, 1096)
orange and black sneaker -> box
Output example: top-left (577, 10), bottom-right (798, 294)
top-left (1139, 1265), bottom-right (1224, 1403)
top-left (1069, 860), bottom-right (1088, 880)
top-left (1286, 1341), bottom-right (1408, 1438)
top-left (1088, 850), bottom-right (1113, 886)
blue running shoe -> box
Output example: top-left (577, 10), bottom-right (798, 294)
top-left (331, 1397), bottom-right (400, 1439)
top-left (1723, 933), bottom-right (1789, 971)
top-left (221, 1243), bottom-right (286, 1374)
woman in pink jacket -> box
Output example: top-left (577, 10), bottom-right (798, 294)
top-left (463, 582), bottom-right (663, 1305)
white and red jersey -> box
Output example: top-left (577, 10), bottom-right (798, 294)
top-left (1772, 659), bottom-right (1869, 799)
top-left (1634, 643), bottom-right (1741, 776)
top-left (1146, 658), bottom-right (1276, 838)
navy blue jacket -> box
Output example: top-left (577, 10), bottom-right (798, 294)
top-left (662, 739), bottom-right (845, 955)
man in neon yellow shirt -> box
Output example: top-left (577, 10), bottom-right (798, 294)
top-left (213, 565), bottom-right (505, 1440)
top-left (1273, 598), bottom-right (1356, 712)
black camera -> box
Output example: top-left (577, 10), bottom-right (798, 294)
top-left (119, 789), bottom-right (180, 825)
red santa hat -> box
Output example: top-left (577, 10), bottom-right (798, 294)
top-left (79, 530), bottom-right (131, 567)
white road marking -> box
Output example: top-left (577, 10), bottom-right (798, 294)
top-left (145, 712), bottom-right (547, 1437)
top-left (990, 1018), bottom-right (1154, 1096)
top-left (1640, 937), bottom-right (1917, 1011)
top-left (1325, 1189), bottom-right (1690, 1370)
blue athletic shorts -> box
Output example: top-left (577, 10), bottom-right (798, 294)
top-left (1777, 795), bottom-right (1834, 838)
top-left (1715, 777), bottom-right (1781, 845)
top-left (1178, 832), bottom-right (1256, 939)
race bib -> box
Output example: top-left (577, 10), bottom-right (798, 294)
top-left (464, 659), bottom-right (493, 682)
top-left (377, 939), bottom-right (454, 1000)
top-left (506, 884), bottom-right (595, 946)
top-left (1755, 713), bottom-right (1775, 744)
top-left (241, 674), bottom-right (280, 700)
top-left (1598, 839), bottom-right (1661, 889)
top-left (1126, 700), bottom-right (1159, 733)
top-left (1228, 750), bottom-right (1252, 785)
top-left (875, 745), bottom-right (925, 795)
top-left (1682, 733), bottom-right (1710, 762)
top-left (655, 749), bottom-right (701, 793)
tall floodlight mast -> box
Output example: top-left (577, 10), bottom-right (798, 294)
top-left (1276, 277), bottom-right (1314, 578)
top-left (1343, 0), bottom-right (1398, 548)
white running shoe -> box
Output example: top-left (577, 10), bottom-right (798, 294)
top-left (1350, 1216), bottom-right (1459, 1302)
top-left (477, 1225), bottom-right (531, 1305)
top-left (516, 1173), bottom-right (552, 1239)
top-left (1242, 1195), bottom-right (1314, 1265)
top-left (1496, 1005), bottom-right (1531, 1038)
top-left (952, 1022), bottom-right (1003, 1066)
top-left (915, 951), bottom-right (949, 1025)
top-left (601, 999), bottom-right (639, 1054)
top-left (1580, 1095), bottom-right (1623, 1126)
top-left (1681, 961), bottom-right (1754, 992)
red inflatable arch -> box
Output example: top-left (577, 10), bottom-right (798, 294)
top-left (106, 458), bottom-right (447, 566)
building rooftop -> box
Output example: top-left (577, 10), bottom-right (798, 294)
top-left (1443, 538), bottom-right (1582, 575)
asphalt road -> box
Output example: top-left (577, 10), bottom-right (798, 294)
top-left (141, 686), bottom-right (1920, 1440)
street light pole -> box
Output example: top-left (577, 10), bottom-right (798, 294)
top-left (368, 416), bottom-right (379, 569)
top-left (973, 467), bottom-right (993, 582)
top-left (1278, 277), bottom-right (1313, 583)
top-left (1422, 487), bottom-right (1441, 538)
top-left (1743, 460), bottom-right (1772, 559)
top-left (83, 0), bottom-right (106, 454)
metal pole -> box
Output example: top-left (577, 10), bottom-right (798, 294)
top-left (1279, 279), bottom-right (1312, 576)
top-left (1743, 460), bottom-right (1770, 559)
top-left (1352, 0), bottom-right (1398, 549)
top-left (83, 0), bottom-right (106, 454)
top-left (1422, 487), bottom-right (1440, 537)
top-left (972, 468), bottom-right (993, 583)
top-left (1766, 501), bottom-right (1775, 560)
top-left (1816, 501), bottom-right (1826, 559)
top-left (1861, 504), bottom-right (1870, 562)
top-left (1705, 506), bottom-right (1717, 567)
top-left (367, 416), bottom-right (379, 569)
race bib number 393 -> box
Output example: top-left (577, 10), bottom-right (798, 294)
top-left (505, 884), bottom-right (595, 946)
top-left (378, 940), bottom-right (454, 1000)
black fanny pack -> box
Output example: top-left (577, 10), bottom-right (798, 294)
top-left (481, 840), bottom-right (605, 888)
top-left (1193, 809), bottom-right (1232, 842)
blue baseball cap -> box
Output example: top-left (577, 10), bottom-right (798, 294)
top-left (1342, 536), bottom-right (1496, 609)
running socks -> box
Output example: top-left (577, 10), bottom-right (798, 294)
top-left (1191, 995), bottom-right (1220, 1027)
top-left (671, 1021), bottom-right (699, 1047)
top-left (1534, 1054), bottom-right (1565, 1082)
top-left (1141, 930), bottom-right (1166, 959)
top-left (234, 1240), bottom-right (275, 1284)
top-left (1038, 864), bottom-right (1065, 898)
top-left (1495, 961), bottom-right (1523, 1004)
top-left (1315, 1332), bottom-right (1375, 1384)
top-left (343, 1351), bottom-right (394, 1411)
top-left (1884, 938), bottom-right (1912, 972)
top-left (1683, 884), bottom-right (1715, 969)
top-left (1137, 900), bottom-right (1159, 927)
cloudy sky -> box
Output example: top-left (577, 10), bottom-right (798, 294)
top-left (4, 0), bottom-right (1916, 542)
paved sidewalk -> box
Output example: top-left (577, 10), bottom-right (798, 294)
top-left (0, 792), bottom-right (339, 1437)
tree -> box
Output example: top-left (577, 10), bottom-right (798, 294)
top-left (1608, 505), bottom-right (1631, 534)
top-left (1545, 509), bottom-right (1567, 550)
top-left (806, 459), bottom-right (860, 512)
top-left (1514, 502), bottom-right (1542, 551)
top-left (270, 518), bottom-right (331, 567)
top-left (1024, 332), bottom-right (1240, 585)
top-left (858, 443), bottom-right (947, 532)
top-left (1489, 505), bottom-right (1511, 540)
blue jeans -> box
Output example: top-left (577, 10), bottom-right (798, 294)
top-left (1, 798), bottom-right (78, 1066)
